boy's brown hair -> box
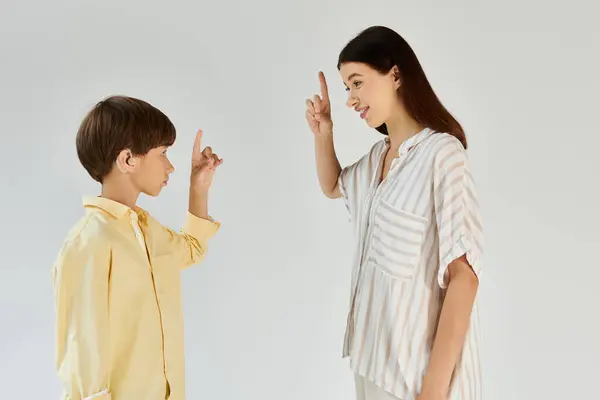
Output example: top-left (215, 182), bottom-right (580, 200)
top-left (76, 95), bottom-right (176, 183)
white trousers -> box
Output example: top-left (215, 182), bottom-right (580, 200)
top-left (354, 374), bottom-right (402, 400)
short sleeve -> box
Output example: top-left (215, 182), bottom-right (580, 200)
top-left (433, 139), bottom-right (484, 289)
top-left (338, 162), bottom-right (359, 221)
top-left (338, 143), bottom-right (383, 222)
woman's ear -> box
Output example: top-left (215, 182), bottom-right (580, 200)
top-left (392, 65), bottom-right (401, 90)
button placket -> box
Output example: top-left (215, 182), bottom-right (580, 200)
top-left (128, 211), bottom-right (169, 383)
top-left (346, 146), bottom-right (389, 351)
top-left (129, 212), bottom-right (146, 252)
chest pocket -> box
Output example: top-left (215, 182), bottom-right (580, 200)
top-left (369, 199), bottom-right (428, 280)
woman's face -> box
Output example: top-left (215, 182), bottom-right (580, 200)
top-left (339, 62), bottom-right (401, 129)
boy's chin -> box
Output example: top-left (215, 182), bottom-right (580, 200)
top-left (141, 187), bottom-right (163, 197)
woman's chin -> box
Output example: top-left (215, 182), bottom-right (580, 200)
top-left (365, 117), bottom-right (381, 129)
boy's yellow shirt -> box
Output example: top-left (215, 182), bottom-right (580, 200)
top-left (52, 196), bottom-right (220, 400)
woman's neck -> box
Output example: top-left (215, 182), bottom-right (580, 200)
top-left (384, 106), bottom-right (425, 151)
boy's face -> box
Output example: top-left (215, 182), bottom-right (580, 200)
top-left (131, 146), bottom-right (175, 196)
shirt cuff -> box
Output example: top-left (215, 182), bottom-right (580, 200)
top-left (82, 388), bottom-right (111, 400)
top-left (183, 212), bottom-right (220, 242)
top-left (437, 235), bottom-right (482, 289)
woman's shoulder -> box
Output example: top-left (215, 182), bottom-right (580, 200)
top-left (423, 132), bottom-right (467, 162)
top-left (350, 138), bottom-right (387, 164)
top-left (428, 131), bottom-right (465, 151)
top-left (340, 138), bottom-right (386, 178)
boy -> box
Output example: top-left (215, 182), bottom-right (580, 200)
top-left (52, 95), bottom-right (223, 400)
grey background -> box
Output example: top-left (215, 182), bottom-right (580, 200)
top-left (0, 0), bottom-right (598, 398)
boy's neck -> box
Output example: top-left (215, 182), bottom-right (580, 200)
top-left (100, 178), bottom-right (140, 210)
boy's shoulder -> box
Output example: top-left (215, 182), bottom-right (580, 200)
top-left (65, 211), bottom-right (112, 242)
top-left (57, 211), bottom-right (113, 259)
top-left (52, 211), bottom-right (114, 281)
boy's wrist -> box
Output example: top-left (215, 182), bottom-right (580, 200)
top-left (190, 185), bottom-right (209, 197)
top-left (188, 187), bottom-right (209, 219)
top-left (190, 183), bottom-right (209, 196)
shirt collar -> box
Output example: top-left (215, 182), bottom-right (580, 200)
top-left (384, 127), bottom-right (434, 155)
top-left (83, 196), bottom-right (147, 221)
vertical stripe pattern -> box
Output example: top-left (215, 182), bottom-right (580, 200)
top-left (338, 129), bottom-right (484, 400)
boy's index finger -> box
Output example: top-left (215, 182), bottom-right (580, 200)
top-left (193, 129), bottom-right (203, 156)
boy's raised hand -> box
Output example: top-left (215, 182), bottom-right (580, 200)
top-left (190, 129), bottom-right (222, 191)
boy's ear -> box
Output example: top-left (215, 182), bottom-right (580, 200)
top-left (116, 149), bottom-right (137, 173)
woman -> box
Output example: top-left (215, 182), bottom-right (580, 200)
top-left (305, 26), bottom-right (484, 400)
